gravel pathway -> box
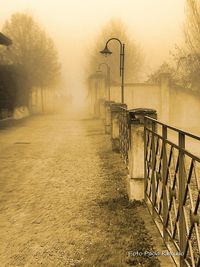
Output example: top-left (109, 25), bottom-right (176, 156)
top-left (0, 114), bottom-right (160, 267)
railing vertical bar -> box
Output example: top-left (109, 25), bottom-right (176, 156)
top-left (151, 120), bottom-right (156, 218)
top-left (162, 125), bottom-right (168, 242)
top-left (179, 132), bottom-right (186, 267)
top-left (144, 117), bottom-right (147, 201)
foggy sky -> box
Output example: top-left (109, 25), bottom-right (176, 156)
top-left (0, 0), bottom-right (186, 106)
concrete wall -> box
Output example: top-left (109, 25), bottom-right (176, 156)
top-left (89, 73), bottom-right (200, 134)
top-left (110, 83), bottom-right (161, 117)
top-left (169, 86), bottom-right (200, 133)
top-left (110, 76), bottom-right (200, 134)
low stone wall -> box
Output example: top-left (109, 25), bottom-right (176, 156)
top-left (13, 106), bottom-right (30, 120)
top-left (103, 102), bottom-right (157, 201)
top-left (0, 106), bottom-right (30, 121)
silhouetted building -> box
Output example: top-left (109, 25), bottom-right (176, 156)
top-left (0, 32), bottom-right (12, 46)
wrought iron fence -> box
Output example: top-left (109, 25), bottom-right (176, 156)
top-left (119, 107), bottom-right (129, 164)
top-left (144, 116), bottom-right (200, 267)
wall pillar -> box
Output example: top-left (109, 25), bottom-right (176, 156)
top-left (127, 108), bottom-right (157, 200)
top-left (110, 103), bottom-right (127, 152)
top-left (99, 99), bottom-right (106, 119)
top-left (104, 101), bottom-right (115, 134)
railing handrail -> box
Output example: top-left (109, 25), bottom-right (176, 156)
top-left (146, 128), bottom-right (200, 163)
top-left (145, 116), bottom-right (200, 142)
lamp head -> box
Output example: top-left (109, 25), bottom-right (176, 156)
top-left (100, 44), bottom-right (112, 57)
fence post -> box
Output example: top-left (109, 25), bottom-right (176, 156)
top-left (124, 109), bottom-right (129, 164)
top-left (120, 108), bottom-right (127, 161)
top-left (110, 103), bottom-right (127, 152)
top-left (162, 125), bottom-right (168, 241)
top-left (179, 132), bottom-right (186, 267)
top-left (99, 99), bottom-right (106, 119)
top-left (104, 101), bottom-right (115, 134)
top-left (127, 109), bottom-right (157, 201)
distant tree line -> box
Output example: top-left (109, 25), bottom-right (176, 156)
top-left (148, 0), bottom-right (200, 91)
top-left (0, 12), bottom-right (61, 112)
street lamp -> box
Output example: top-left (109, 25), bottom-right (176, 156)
top-left (100, 37), bottom-right (125, 103)
top-left (96, 62), bottom-right (110, 101)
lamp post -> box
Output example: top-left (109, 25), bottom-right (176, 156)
top-left (96, 62), bottom-right (110, 101)
top-left (100, 38), bottom-right (125, 103)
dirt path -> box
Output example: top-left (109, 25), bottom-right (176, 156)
top-left (0, 115), bottom-right (160, 266)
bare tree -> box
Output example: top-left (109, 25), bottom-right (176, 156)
top-left (185, 0), bottom-right (200, 53)
top-left (146, 62), bottom-right (177, 84)
top-left (86, 18), bottom-right (143, 84)
top-left (171, 0), bottom-right (200, 89)
top-left (1, 13), bottom-right (61, 105)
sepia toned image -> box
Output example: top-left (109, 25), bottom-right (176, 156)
top-left (0, 0), bottom-right (200, 266)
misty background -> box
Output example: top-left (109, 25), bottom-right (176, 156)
top-left (1, 2), bottom-right (200, 266)
top-left (0, 0), bottom-right (185, 108)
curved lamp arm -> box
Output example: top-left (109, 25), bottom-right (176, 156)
top-left (100, 37), bottom-right (124, 76)
top-left (100, 37), bottom-right (125, 103)
top-left (105, 37), bottom-right (122, 47)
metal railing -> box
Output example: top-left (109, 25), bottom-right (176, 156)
top-left (119, 107), bottom-right (129, 164)
top-left (144, 116), bottom-right (200, 267)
